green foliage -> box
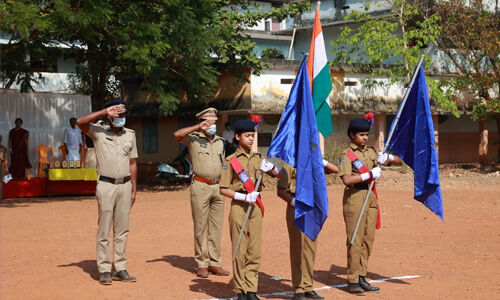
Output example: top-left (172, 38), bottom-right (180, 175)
top-left (0, 0), bottom-right (310, 113)
top-left (330, 0), bottom-right (458, 114)
top-left (260, 48), bottom-right (285, 59)
top-left (433, 0), bottom-right (499, 121)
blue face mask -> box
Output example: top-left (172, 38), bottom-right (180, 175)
top-left (206, 124), bottom-right (216, 136)
top-left (112, 117), bottom-right (126, 128)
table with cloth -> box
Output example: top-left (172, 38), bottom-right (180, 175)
top-left (47, 168), bottom-right (97, 196)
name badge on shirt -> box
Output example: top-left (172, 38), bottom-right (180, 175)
top-left (200, 143), bottom-right (207, 148)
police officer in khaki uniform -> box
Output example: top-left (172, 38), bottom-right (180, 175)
top-left (173, 108), bottom-right (229, 278)
top-left (77, 99), bottom-right (138, 285)
top-left (277, 161), bottom-right (338, 300)
top-left (220, 119), bottom-right (281, 300)
top-left (338, 117), bottom-right (401, 294)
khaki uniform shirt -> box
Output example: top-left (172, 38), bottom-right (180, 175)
top-left (88, 121), bottom-right (138, 178)
top-left (277, 163), bottom-right (296, 195)
top-left (338, 143), bottom-right (377, 181)
top-left (182, 132), bottom-right (224, 179)
top-left (220, 148), bottom-right (263, 192)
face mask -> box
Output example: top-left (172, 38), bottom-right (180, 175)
top-left (15, 123), bottom-right (22, 128)
top-left (112, 117), bottom-right (126, 128)
top-left (206, 124), bottom-right (216, 136)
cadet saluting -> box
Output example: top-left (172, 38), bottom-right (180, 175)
top-left (77, 99), bottom-right (138, 285)
top-left (338, 116), bottom-right (401, 295)
top-left (219, 119), bottom-right (281, 300)
top-left (173, 108), bottom-right (229, 278)
top-left (277, 160), bottom-right (338, 300)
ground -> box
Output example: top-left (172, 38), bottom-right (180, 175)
top-left (1, 166), bottom-right (499, 299)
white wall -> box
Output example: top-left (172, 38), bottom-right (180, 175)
top-left (0, 89), bottom-right (91, 176)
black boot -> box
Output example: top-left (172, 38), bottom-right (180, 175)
top-left (359, 276), bottom-right (380, 292)
top-left (304, 291), bottom-right (324, 299)
top-left (246, 292), bottom-right (260, 300)
top-left (236, 292), bottom-right (247, 300)
top-left (347, 283), bottom-right (365, 295)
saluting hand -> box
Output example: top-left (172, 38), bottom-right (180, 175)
top-left (105, 105), bottom-right (125, 119)
top-left (199, 119), bottom-right (215, 131)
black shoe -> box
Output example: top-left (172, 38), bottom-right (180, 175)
top-left (112, 270), bottom-right (136, 282)
top-left (294, 293), bottom-right (306, 300)
top-left (236, 293), bottom-right (247, 300)
top-left (359, 276), bottom-right (380, 292)
top-left (99, 272), bottom-right (112, 285)
top-left (348, 283), bottom-right (365, 295)
top-left (246, 292), bottom-right (260, 300)
top-left (304, 291), bottom-right (324, 299)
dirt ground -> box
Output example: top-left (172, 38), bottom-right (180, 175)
top-left (1, 166), bottom-right (499, 300)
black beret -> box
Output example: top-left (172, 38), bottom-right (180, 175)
top-left (104, 99), bottom-right (126, 108)
top-left (234, 119), bottom-right (256, 134)
top-left (347, 117), bottom-right (371, 137)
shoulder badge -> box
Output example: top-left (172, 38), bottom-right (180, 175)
top-left (353, 159), bottom-right (364, 169)
top-left (240, 172), bottom-right (250, 183)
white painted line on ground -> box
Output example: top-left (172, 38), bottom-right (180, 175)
top-left (195, 274), bottom-right (421, 300)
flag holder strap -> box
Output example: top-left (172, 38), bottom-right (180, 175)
top-left (349, 55), bottom-right (425, 245)
top-left (232, 173), bottom-right (263, 262)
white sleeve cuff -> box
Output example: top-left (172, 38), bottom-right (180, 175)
top-left (322, 159), bottom-right (328, 167)
top-left (360, 172), bottom-right (371, 182)
top-left (271, 166), bottom-right (280, 176)
top-left (388, 154), bottom-right (395, 162)
top-left (234, 192), bottom-right (246, 201)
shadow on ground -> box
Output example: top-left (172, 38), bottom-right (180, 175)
top-left (58, 259), bottom-right (99, 281)
top-left (314, 264), bottom-right (410, 294)
top-left (145, 255), bottom-right (296, 299)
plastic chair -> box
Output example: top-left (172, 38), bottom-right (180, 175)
top-left (36, 145), bottom-right (54, 177)
top-left (58, 144), bottom-right (67, 161)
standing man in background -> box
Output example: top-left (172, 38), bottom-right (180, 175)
top-left (77, 99), bottom-right (138, 285)
top-left (173, 108), bottom-right (229, 278)
top-left (64, 117), bottom-right (83, 166)
top-left (9, 118), bottom-right (31, 179)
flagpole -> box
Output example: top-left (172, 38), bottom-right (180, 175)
top-left (232, 175), bottom-right (263, 262)
top-left (350, 55), bottom-right (426, 245)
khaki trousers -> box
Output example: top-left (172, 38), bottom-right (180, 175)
top-left (286, 205), bottom-right (317, 293)
top-left (190, 180), bottom-right (225, 268)
top-left (96, 180), bottom-right (132, 274)
top-left (343, 188), bottom-right (378, 283)
top-left (229, 200), bottom-right (263, 294)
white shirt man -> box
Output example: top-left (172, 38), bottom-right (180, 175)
top-left (64, 118), bottom-right (83, 165)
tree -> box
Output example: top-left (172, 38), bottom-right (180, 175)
top-left (432, 0), bottom-right (499, 129)
top-left (261, 47), bottom-right (285, 59)
top-left (329, 0), bottom-right (457, 114)
top-left (0, 0), bottom-right (309, 113)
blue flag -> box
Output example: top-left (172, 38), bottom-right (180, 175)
top-left (267, 57), bottom-right (329, 241)
top-left (387, 65), bottom-right (444, 220)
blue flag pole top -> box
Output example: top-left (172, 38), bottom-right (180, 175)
top-left (267, 56), bottom-right (329, 241)
top-left (386, 57), bottom-right (444, 220)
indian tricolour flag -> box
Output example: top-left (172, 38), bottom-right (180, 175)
top-left (307, 5), bottom-right (333, 138)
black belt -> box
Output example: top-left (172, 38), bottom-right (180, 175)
top-left (99, 175), bottom-right (131, 184)
top-left (353, 183), bottom-right (369, 190)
